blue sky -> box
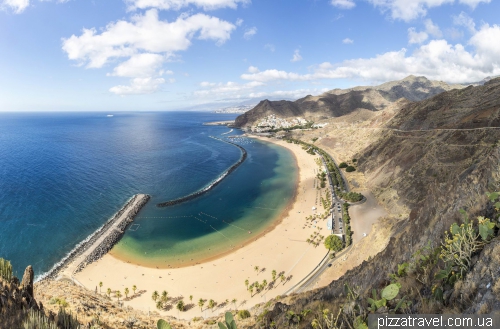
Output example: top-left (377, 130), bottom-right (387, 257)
top-left (0, 0), bottom-right (499, 111)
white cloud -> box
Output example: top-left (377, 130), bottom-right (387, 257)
top-left (453, 11), bottom-right (476, 33)
top-left (424, 19), bottom-right (442, 37)
top-left (342, 38), bottom-right (354, 44)
top-left (291, 49), bottom-right (302, 62)
top-left (243, 26), bottom-right (257, 39)
top-left (63, 10), bottom-right (235, 68)
top-left (1, 0), bottom-right (29, 13)
top-left (367, 0), bottom-right (490, 22)
top-left (110, 77), bottom-right (166, 95)
top-left (249, 88), bottom-right (330, 100)
top-left (195, 80), bottom-right (264, 97)
top-left (408, 27), bottom-right (428, 44)
top-left (248, 66), bottom-right (259, 73)
top-left (63, 10), bottom-right (235, 95)
top-left (241, 24), bottom-right (500, 84)
top-left (235, 18), bottom-right (243, 26)
top-left (330, 0), bottom-right (356, 9)
top-left (264, 43), bottom-right (275, 52)
top-left (125, 0), bottom-right (250, 11)
top-left (108, 53), bottom-right (165, 77)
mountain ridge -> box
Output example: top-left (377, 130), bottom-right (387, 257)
top-left (234, 75), bottom-right (466, 128)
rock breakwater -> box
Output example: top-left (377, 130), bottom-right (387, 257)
top-left (39, 194), bottom-right (150, 281)
top-left (157, 136), bottom-right (247, 207)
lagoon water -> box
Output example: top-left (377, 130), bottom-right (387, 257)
top-left (0, 112), bottom-right (297, 278)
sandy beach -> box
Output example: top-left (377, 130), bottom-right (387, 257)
top-left (74, 136), bottom-right (331, 320)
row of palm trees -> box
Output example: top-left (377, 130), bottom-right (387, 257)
top-left (99, 282), bottom-right (137, 302)
top-left (151, 292), bottom-right (238, 314)
top-left (244, 269), bottom-right (288, 296)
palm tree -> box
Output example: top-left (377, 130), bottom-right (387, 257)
top-left (132, 285), bottom-right (137, 296)
top-left (249, 287), bottom-right (254, 296)
top-left (99, 281), bottom-right (103, 293)
top-left (198, 298), bottom-right (205, 311)
top-left (280, 274), bottom-right (285, 284)
top-left (254, 265), bottom-right (259, 274)
top-left (244, 279), bottom-right (249, 290)
top-left (208, 299), bottom-right (216, 313)
top-left (116, 290), bottom-right (122, 302)
top-left (189, 295), bottom-right (193, 302)
top-left (152, 291), bottom-right (159, 302)
top-left (176, 300), bottom-right (185, 312)
top-left (161, 290), bottom-right (168, 303)
top-left (262, 280), bottom-right (268, 290)
top-left (124, 287), bottom-right (129, 299)
top-left (156, 300), bottom-right (162, 310)
top-left (272, 270), bottom-right (277, 282)
top-left (232, 298), bottom-right (237, 310)
top-left (106, 288), bottom-right (111, 297)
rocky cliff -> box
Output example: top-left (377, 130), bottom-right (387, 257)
top-left (234, 75), bottom-right (465, 128)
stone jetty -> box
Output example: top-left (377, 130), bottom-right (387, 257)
top-left (157, 136), bottom-right (247, 207)
top-left (40, 194), bottom-right (150, 282)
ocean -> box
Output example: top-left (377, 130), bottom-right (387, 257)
top-left (0, 112), bottom-right (297, 279)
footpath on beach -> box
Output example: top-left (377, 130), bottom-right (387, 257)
top-left (45, 194), bottom-right (150, 283)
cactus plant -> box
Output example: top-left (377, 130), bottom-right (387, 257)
top-left (0, 257), bottom-right (13, 282)
top-left (57, 308), bottom-right (81, 329)
top-left (218, 312), bottom-right (237, 329)
top-left (157, 319), bottom-right (172, 329)
top-left (23, 310), bottom-right (59, 329)
top-left (381, 283), bottom-right (399, 301)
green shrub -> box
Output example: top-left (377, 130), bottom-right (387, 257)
top-left (0, 258), bottom-right (13, 282)
top-left (238, 309), bottom-right (251, 319)
top-left (324, 235), bottom-right (343, 252)
top-left (339, 162), bottom-right (348, 168)
top-left (345, 166), bottom-right (356, 172)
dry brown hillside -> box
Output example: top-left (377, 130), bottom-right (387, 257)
top-left (234, 75), bottom-right (465, 128)
top-left (250, 78), bottom-right (500, 328)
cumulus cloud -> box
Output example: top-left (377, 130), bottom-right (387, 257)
top-left (109, 77), bottom-right (166, 95)
top-left (241, 24), bottom-right (500, 84)
top-left (408, 27), bottom-right (428, 44)
top-left (291, 49), bottom-right (302, 62)
top-left (247, 66), bottom-right (259, 73)
top-left (342, 38), bottom-right (354, 44)
top-left (424, 19), bottom-right (442, 37)
top-left (453, 11), bottom-right (476, 33)
top-left (235, 18), bottom-right (243, 26)
top-left (125, 0), bottom-right (250, 11)
top-left (243, 26), bottom-right (257, 39)
top-left (1, 0), bottom-right (29, 13)
top-left (249, 88), bottom-right (329, 100)
top-left (63, 9), bottom-right (236, 94)
top-left (330, 0), bottom-right (356, 9)
top-left (367, 0), bottom-right (490, 22)
top-left (108, 53), bottom-right (166, 77)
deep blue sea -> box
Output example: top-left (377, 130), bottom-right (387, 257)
top-left (0, 112), bottom-right (296, 279)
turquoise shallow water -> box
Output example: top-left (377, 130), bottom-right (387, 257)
top-left (112, 140), bottom-right (297, 268)
top-left (0, 112), bottom-right (297, 278)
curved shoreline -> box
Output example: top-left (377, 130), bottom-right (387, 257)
top-left (156, 136), bottom-right (247, 207)
top-left (38, 194), bottom-right (150, 282)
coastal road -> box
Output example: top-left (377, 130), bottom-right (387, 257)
top-left (291, 245), bottom-right (353, 294)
